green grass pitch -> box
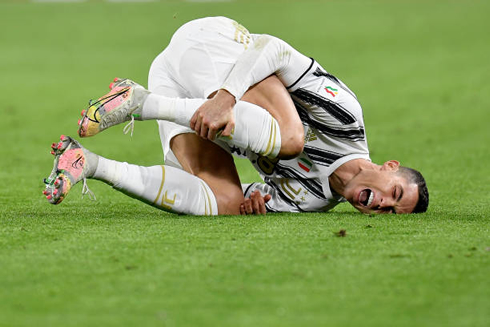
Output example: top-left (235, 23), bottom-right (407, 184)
top-left (0, 0), bottom-right (489, 326)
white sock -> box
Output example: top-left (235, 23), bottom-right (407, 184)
top-left (92, 157), bottom-right (218, 215)
top-left (142, 94), bottom-right (204, 127)
top-left (141, 94), bottom-right (281, 158)
top-left (231, 101), bottom-right (281, 158)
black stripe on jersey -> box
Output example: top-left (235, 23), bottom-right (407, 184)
top-left (303, 145), bottom-right (344, 167)
top-left (264, 178), bottom-right (305, 212)
top-left (292, 88), bottom-right (356, 125)
top-left (286, 57), bottom-right (315, 90)
top-left (312, 68), bottom-right (357, 99)
top-left (274, 163), bottom-right (326, 199)
top-left (313, 67), bottom-right (340, 83)
top-left (243, 183), bottom-right (258, 198)
top-left (295, 101), bottom-right (365, 141)
top-left (265, 203), bottom-right (279, 213)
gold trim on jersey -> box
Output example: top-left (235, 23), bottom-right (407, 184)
top-left (280, 179), bottom-right (303, 201)
top-left (305, 129), bottom-right (317, 143)
top-left (232, 21), bottom-right (252, 49)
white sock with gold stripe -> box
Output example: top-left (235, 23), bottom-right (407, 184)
top-left (142, 94), bottom-right (282, 158)
top-left (232, 101), bottom-right (281, 158)
top-left (92, 157), bottom-right (218, 215)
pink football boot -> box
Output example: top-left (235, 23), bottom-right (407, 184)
top-left (78, 78), bottom-right (149, 137)
top-left (43, 135), bottom-right (97, 204)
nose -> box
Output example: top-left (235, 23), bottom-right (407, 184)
top-left (379, 196), bottom-right (395, 209)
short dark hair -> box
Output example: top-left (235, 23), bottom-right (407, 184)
top-left (398, 166), bottom-right (429, 213)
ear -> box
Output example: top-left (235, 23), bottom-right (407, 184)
top-left (381, 160), bottom-right (400, 171)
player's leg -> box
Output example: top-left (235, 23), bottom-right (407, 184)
top-left (154, 108), bottom-right (244, 215)
top-left (239, 75), bottom-right (304, 158)
top-left (77, 78), bottom-right (283, 159)
top-left (144, 75), bottom-right (304, 159)
top-left (142, 91), bottom-right (285, 158)
top-left (168, 133), bottom-right (245, 215)
top-left (78, 16), bottom-right (302, 159)
top-left (42, 135), bottom-right (219, 215)
top-left (157, 16), bottom-right (303, 159)
top-left (148, 57), bottom-right (245, 215)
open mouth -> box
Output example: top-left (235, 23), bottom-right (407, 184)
top-left (359, 189), bottom-right (374, 207)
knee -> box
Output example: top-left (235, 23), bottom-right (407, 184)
top-left (278, 125), bottom-right (304, 159)
top-left (213, 183), bottom-right (244, 215)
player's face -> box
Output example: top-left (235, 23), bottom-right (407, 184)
top-left (343, 161), bottom-right (419, 214)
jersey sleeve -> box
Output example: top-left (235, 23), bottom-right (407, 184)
top-left (221, 34), bottom-right (314, 100)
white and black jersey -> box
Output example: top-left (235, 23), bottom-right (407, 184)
top-left (149, 16), bottom-right (370, 213)
top-left (243, 59), bottom-right (370, 212)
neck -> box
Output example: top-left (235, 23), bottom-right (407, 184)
top-left (329, 159), bottom-right (375, 196)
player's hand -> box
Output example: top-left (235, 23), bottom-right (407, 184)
top-left (190, 89), bottom-right (236, 140)
top-left (240, 190), bottom-right (272, 215)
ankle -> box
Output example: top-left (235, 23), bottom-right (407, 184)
top-left (84, 150), bottom-right (99, 178)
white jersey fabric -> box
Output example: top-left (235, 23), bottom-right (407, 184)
top-left (241, 62), bottom-right (370, 212)
top-left (148, 16), bottom-right (370, 212)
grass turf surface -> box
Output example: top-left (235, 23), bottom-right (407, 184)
top-left (0, 0), bottom-right (489, 326)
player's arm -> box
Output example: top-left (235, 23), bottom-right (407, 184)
top-left (191, 34), bottom-right (310, 157)
top-left (221, 34), bottom-right (313, 99)
top-left (192, 34), bottom-right (312, 130)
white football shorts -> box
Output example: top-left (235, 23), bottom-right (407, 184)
top-left (147, 16), bottom-right (254, 165)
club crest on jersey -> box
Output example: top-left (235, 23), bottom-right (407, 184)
top-left (298, 158), bottom-right (313, 173)
top-left (324, 86), bottom-right (338, 97)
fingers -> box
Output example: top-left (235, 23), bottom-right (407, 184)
top-left (191, 111), bottom-right (219, 140)
top-left (241, 199), bottom-right (253, 215)
top-left (208, 120), bottom-right (231, 140)
top-left (190, 111), bottom-right (198, 130)
top-left (199, 119), bottom-right (223, 140)
top-left (199, 124), bottom-right (209, 139)
top-left (207, 127), bottom-right (218, 141)
top-left (221, 121), bottom-right (235, 138)
top-left (250, 191), bottom-right (266, 215)
top-left (190, 97), bottom-right (234, 140)
top-left (240, 191), bottom-right (268, 215)
top-left (194, 113), bottom-right (202, 137)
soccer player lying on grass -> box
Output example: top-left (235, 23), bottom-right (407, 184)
top-left (43, 16), bottom-right (428, 215)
